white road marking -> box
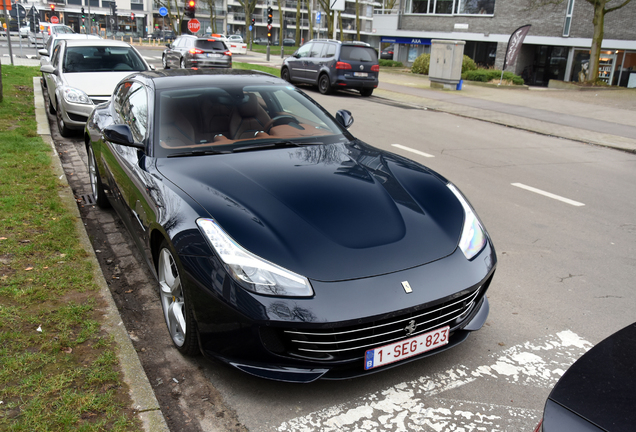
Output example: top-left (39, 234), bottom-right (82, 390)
top-left (512, 183), bottom-right (585, 207)
top-left (277, 331), bottom-right (592, 432)
top-left (391, 144), bottom-right (435, 158)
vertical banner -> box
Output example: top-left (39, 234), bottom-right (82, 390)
top-left (503, 24), bottom-right (531, 71)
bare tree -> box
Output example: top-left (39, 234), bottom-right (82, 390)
top-left (172, 0), bottom-right (183, 34)
top-left (295, 0), bottom-right (301, 44)
top-left (201, 0), bottom-right (218, 33)
top-left (236, 0), bottom-right (258, 44)
top-left (383, 0), bottom-right (397, 13)
top-left (278, 0), bottom-right (284, 44)
top-left (316, 0), bottom-right (335, 35)
top-left (529, 0), bottom-right (633, 83)
top-left (355, 0), bottom-right (360, 40)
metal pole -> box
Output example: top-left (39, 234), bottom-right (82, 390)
top-left (17, 5), bottom-right (24, 58)
top-left (3, 5), bottom-right (14, 65)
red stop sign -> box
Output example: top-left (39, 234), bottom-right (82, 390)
top-left (51, 16), bottom-right (59, 24)
top-left (187, 18), bottom-right (200, 34)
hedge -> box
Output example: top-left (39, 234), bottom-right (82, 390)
top-left (462, 69), bottom-right (525, 85)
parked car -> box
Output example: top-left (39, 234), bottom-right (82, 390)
top-left (281, 39), bottom-right (379, 96)
top-left (20, 25), bottom-right (30, 38)
top-left (381, 44), bottom-right (395, 60)
top-left (162, 35), bottom-right (232, 69)
top-left (29, 23), bottom-right (74, 47)
top-left (38, 33), bottom-right (101, 88)
top-left (227, 34), bottom-right (243, 43)
top-left (253, 37), bottom-right (269, 45)
top-left (149, 29), bottom-right (175, 42)
top-left (84, 68), bottom-right (496, 382)
top-left (534, 322), bottom-right (636, 432)
top-left (40, 39), bottom-right (151, 137)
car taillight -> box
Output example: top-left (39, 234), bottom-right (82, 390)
top-left (224, 50), bottom-right (232, 56)
top-left (371, 65), bottom-right (380, 72)
top-left (189, 48), bottom-right (204, 54)
top-left (335, 61), bottom-right (351, 70)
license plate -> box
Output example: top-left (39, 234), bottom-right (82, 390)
top-left (364, 326), bottom-right (449, 370)
top-left (206, 53), bottom-right (221, 58)
top-left (354, 72), bottom-right (368, 77)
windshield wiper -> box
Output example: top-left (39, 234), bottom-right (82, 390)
top-left (232, 140), bottom-right (322, 153)
top-left (167, 149), bottom-right (228, 158)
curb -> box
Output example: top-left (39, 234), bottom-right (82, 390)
top-left (33, 77), bottom-right (170, 432)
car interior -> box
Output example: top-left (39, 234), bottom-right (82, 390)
top-left (158, 86), bottom-right (338, 151)
top-left (63, 47), bottom-right (146, 72)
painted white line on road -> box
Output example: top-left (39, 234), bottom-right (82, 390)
top-left (512, 183), bottom-right (585, 207)
top-left (277, 331), bottom-right (592, 432)
top-left (391, 144), bottom-right (435, 158)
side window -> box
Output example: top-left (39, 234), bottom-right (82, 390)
top-left (113, 81), bottom-right (132, 117)
top-left (50, 44), bottom-right (61, 68)
top-left (324, 43), bottom-right (336, 58)
top-left (173, 37), bottom-right (183, 47)
top-left (122, 83), bottom-right (149, 142)
top-left (310, 42), bottom-right (324, 58)
top-left (296, 43), bottom-right (312, 58)
top-left (186, 38), bottom-right (195, 48)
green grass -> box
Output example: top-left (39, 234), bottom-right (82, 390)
top-left (0, 65), bottom-right (140, 431)
top-left (247, 44), bottom-right (298, 56)
top-left (233, 62), bottom-right (281, 77)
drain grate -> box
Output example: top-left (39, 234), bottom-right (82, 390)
top-left (81, 194), bottom-right (96, 205)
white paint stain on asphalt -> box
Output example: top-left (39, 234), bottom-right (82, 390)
top-left (277, 331), bottom-right (592, 432)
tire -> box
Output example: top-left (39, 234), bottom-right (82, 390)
top-left (318, 74), bottom-right (332, 95)
top-left (48, 96), bottom-right (55, 115)
top-left (157, 241), bottom-right (199, 356)
top-left (180, 57), bottom-right (186, 69)
top-left (360, 88), bottom-right (374, 97)
top-left (87, 146), bottom-right (111, 209)
top-left (281, 67), bottom-right (291, 83)
top-left (56, 99), bottom-right (73, 137)
top-left (162, 54), bottom-right (170, 69)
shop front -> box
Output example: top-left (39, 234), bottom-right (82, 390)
top-left (570, 48), bottom-right (636, 88)
top-left (380, 36), bottom-right (431, 65)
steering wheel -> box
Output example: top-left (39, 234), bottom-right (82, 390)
top-left (264, 115), bottom-right (299, 133)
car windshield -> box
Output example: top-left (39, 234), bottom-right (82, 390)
top-left (155, 84), bottom-right (347, 157)
top-left (63, 46), bottom-right (147, 72)
top-left (195, 39), bottom-right (227, 50)
top-left (340, 46), bottom-right (377, 62)
top-left (55, 26), bottom-right (75, 35)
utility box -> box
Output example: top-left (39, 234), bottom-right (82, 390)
top-left (429, 40), bottom-right (465, 90)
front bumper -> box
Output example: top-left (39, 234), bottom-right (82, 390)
top-left (182, 242), bottom-right (496, 382)
top-left (58, 97), bottom-right (99, 130)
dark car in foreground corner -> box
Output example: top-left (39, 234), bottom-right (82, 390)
top-left (281, 39), bottom-right (379, 96)
top-left (534, 322), bottom-right (636, 432)
top-left (85, 69), bottom-right (496, 382)
top-left (162, 35), bottom-right (232, 69)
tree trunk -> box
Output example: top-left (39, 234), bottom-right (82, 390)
top-left (588, 1), bottom-right (605, 82)
top-left (308, 0), bottom-right (313, 41)
top-left (278, 0), bottom-right (284, 47)
top-left (295, 0), bottom-right (301, 45)
top-left (355, 0), bottom-right (360, 41)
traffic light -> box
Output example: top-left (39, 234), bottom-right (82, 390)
top-left (50, 3), bottom-right (55, 12)
top-left (110, 2), bottom-right (117, 15)
top-left (267, 7), bottom-right (273, 25)
top-left (251, 17), bottom-right (255, 27)
top-left (81, 7), bottom-right (85, 18)
top-left (184, 0), bottom-right (195, 18)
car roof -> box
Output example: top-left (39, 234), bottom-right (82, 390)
top-left (130, 69), bottom-right (278, 90)
top-left (63, 39), bottom-right (135, 48)
top-left (51, 34), bottom-right (101, 41)
top-left (308, 39), bottom-right (371, 47)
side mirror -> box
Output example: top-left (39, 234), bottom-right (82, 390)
top-left (293, 53), bottom-right (300, 59)
top-left (103, 124), bottom-right (145, 149)
top-left (38, 49), bottom-right (49, 57)
top-left (166, 43), bottom-right (171, 48)
top-left (335, 110), bottom-right (354, 129)
top-left (40, 64), bottom-right (57, 75)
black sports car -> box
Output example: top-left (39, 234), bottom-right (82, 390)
top-left (85, 69), bottom-right (496, 382)
top-left (535, 322), bottom-right (636, 432)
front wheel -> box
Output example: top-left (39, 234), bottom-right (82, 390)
top-left (281, 67), bottom-right (291, 83)
top-left (318, 74), bottom-right (332, 95)
top-left (88, 146), bottom-right (111, 208)
top-left (180, 57), bottom-right (186, 69)
top-left (157, 241), bottom-right (199, 355)
top-left (56, 99), bottom-right (73, 137)
top-left (162, 54), bottom-right (170, 69)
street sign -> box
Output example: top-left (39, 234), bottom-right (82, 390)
top-left (187, 18), bottom-right (200, 33)
top-left (316, 11), bottom-right (321, 23)
top-left (249, 25), bottom-right (252, 31)
top-left (159, 6), bottom-right (168, 16)
top-left (51, 16), bottom-right (59, 24)
top-left (267, 24), bottom-right (272, 31)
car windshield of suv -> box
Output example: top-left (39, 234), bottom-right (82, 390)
top-left (156, 84), bottom-right (347, 157)
top-left (63, 46), bottom-right (147, 72)
top-left (195, 39), bottom-right (227, 50)
top-left (54, 26), bottom-right (74, 35)
top-left (340, 46), bottom-right (377, 62)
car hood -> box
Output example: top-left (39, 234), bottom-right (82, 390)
top-left (62, 72), bottom-right (135, 97)
top-left (157, 142), bottom-right (465, 282)
top-left (547, 322), bottom-right (636, 431)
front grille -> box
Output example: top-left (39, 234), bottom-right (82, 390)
top-left (90, 98), bottom-right (109, 106)
top-left (281, 286), bottom-right (485, 362)
top-left (67, 112), bottom-right (88, 122)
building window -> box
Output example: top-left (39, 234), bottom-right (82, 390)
top-left (563, 0), bottom-right (574, 37)
top-left (407, 0), bottom-right (494, 15)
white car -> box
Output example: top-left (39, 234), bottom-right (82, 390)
top-left (20, 25), bottom-right (30, 38)
top-left (205, 33), bottom-right (247, 54)
top-left (29, 23), bottom-right (74, 47)
top-left (228, 35), bottom-right (243, 43)
top-left (40, 39), bottom-right (152, 137)
top-left (39, 34), bottom-right (101, 89)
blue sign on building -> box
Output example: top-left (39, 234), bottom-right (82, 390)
top-left (381, 37), bottom-right (432, 45)
top-left (159, 7), bottom-right (168, 16)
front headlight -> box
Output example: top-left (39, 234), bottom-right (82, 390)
top-left (447, 183), bottom-right (487, 260)
top-left (196, 218), bottom-right (314, 297)
top-left (62, 87), bottom-right (91, 105)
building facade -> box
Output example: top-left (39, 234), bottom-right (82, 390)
top-left (372, 0), bottom-right (636, 87)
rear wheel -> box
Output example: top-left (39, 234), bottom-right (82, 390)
top-left (318, 74), bottom-right (332, 95)
top-left (157, 241), bottom-right (199, 355)
top-left (87, 146), bottom-right (111, 208)
top-left (360, 88), bottom-right (374, 97)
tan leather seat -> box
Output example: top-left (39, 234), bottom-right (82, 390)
top-left (229, 93), bottom-right (270, 140)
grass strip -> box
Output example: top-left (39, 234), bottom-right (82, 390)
top-left (0, 65), bottom-right (141, 432)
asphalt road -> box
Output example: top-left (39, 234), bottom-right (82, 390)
top-left (43, 64), bottom-right (636, 431)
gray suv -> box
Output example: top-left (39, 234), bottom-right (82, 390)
top-left (281, 40), bottom-right (379, 97)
